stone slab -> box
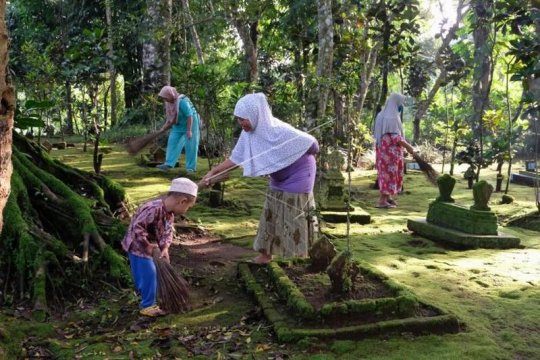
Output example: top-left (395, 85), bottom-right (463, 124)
top-left (518, 170), bottom-right (540, 177)
top-left (510, 172), bottom-right (540, 187)
top-left (407, 218), bottom-right (520, 249)
top-left (321, 207), bottom-right (371, 224)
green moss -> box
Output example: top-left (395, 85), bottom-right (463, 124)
top-left (427, 201), bottom-right (498, 235)
top-left (96, 217), bottom-right (127, 245)
top-left (0, 314), bottom-right (56, 357)
top-left (94, 173), bottom-right (127, 207)
top-left (94, 246), bottom-right (130, 280)
top-left (408, 218), bottom-right (521, 249)
top-left (13, 151), bottom-right (99, 236)
top-left (498, 290), bottom-right (521, 299)
top-left (318, 294), bottom-right (417, 320)
top-left (276, 327), bottom-right (298, 342)
top-left (267, 262), bottom-right (316, 319)
top-left (2, 177), bottom-right (46, 288)
top-left (329, 340), bottom-right (357, 355)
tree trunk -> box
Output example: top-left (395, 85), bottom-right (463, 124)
top-left (357, 21), bottom-right (379, 123)
top-left (527, 0), bottom-right (540, 156)
top-left (294, 41), bottom-right (304, 122)
top-left (105, 0), bottom-right (117, 127)
top-left (181, 0), bottom-right (205, 65)
top-left (142, 0), bottom-right (172, 94)
top-left (377, 4), bottom-right (391, 110)
top-left (333, 91), bottom-right (345, 144)
top-left (64, 80), bottom-right (74, 134)
top-left (0, 0), bottom-right (15, 234)
top-left (528, 1), bottom-right (539, 210)
top-left (412, 0), bottom-right (469, 143)
top-left (226, 13), bottom-right (258, 83)
top-left (413, 72), bottom-right (447, 143)
top-left (470, 0), bottom-right (494, 166)
top-left (316, 0), bottom-right (334, 120)
top-left (162, 0), bottom-right (172, 85)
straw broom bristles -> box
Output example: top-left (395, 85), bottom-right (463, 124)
top-left (411, 152), bottom-right (439, 186)
top-left (152, 248), bottom-right (191, 313)
top-left (126, 129), bottom-right (165, 155)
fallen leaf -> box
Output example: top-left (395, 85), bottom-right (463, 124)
top-left (255, 343), bottom-right (271, 352)
top-left (227, 352), bottom-right (243, 359)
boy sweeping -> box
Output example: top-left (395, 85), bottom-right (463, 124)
top-left (122, 177), bottom-right (198, 317)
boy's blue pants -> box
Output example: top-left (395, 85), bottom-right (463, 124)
top-left (128, 252), bottom-right (157, 309)
top-left (164, 130), bottom-right (199, 171)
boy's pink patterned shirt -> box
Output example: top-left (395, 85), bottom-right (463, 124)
top-left (121, 199), bottom-right (175, 258)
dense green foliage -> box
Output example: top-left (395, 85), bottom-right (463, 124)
top-left (6, 0), bottom-right (538, 164)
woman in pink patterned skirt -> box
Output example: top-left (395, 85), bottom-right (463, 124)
top-left (373, 93), bottom-right (415, 209)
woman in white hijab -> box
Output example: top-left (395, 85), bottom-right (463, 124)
top-left (202, 93), bottom-right (319, 264)
top-left (373, 92), bottom-right (415, 208)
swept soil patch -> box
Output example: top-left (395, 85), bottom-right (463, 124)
top-left (284, 264), bottom-right (394, 309)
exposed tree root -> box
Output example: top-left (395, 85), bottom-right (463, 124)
top-left (0, 133), bottom-right (130, 318)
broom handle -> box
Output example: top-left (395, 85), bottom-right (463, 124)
top-left (197, 165), bottom-right (238, 189)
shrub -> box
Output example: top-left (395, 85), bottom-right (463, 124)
top-left (356, 149), bottom-right (376, 170)
top-left (100, 125), bottom-right (153, 144)
top-left (415, 141), bottom-right (443, 163)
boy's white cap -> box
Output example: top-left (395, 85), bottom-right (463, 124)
top-left (169, 177), bottom-right (198, 197)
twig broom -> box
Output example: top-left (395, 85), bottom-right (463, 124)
top-left (126, 129), bottom-right (166, 155)
top-left (152, 247), bottom-right (191, 313)
top-left (411, 152), bottom-right (439, 186)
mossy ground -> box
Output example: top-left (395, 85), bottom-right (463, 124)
top-left (1, 141), bottom-right (538, 359)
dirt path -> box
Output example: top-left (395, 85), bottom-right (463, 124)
top-left (167, 230), bottom-right (259, 313)
top-left (172, 234), bottom-right (256, 277)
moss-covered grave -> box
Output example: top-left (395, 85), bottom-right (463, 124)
top-left (408, 175), bottom-right (520, 249)
top-left (238, 258), bottom-right (460, 342)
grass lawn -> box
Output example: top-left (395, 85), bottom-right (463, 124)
top-left (1, 141), bottom-right (538, 359)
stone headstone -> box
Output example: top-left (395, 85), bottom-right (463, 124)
top-left (42, 140), bottom-right (53, 153)
top-left (436, 174), bottom-right (456, 203)
top-left (471, 180), bottom-right (493, 211)
top-left (52, 142), bottom-right (66, 150)
top-left (308, 236), bottom-right (337, 272)
top-left (317, 149), bottom-right (349, 211)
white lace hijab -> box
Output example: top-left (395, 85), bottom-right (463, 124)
top-left (373, 92), bottom-right (406, 146)
top-left (230, 93), bottom-right (316, 177)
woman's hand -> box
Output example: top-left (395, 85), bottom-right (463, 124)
top-left (160, 247), bottom-right (170, 264)
top-left (397, 139), bottom-right (415, 155)
top-left (159, 120), bottom-right (173, 133)
top-left (199, 171), bottom-right (215, 188)
top-left (199, 159), bottom-right (237, 189)
top-left (187, 130), bottom-right (192, 139)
